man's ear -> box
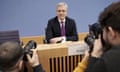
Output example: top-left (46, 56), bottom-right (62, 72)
top-left (108, 27), bottom-right (116, 39)
top-left (18, 60), bottom-right (23, 71)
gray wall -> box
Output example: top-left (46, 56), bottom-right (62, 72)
top-left (0, 0), bottom-right (117, 36)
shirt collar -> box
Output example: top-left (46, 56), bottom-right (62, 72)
top-left (58, 18), bottom-right (66, 23)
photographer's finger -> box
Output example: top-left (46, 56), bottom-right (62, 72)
top-left (32, 49), bottom-right (38, 55)
top-left (26, 54), bottom-right (32, 62)
top-left (98, 34), bottom-right (102, 39)
top-left (85, 50), bottom-right (89, 55)
top-left (30, 49), bottom-right (37, 52)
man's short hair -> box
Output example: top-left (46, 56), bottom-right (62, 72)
top-left (56, 2), bottom-right (68, 9)
top-left (99, 1), bottom-right (120, 33)
top-left (0, 41), bottom-right (24, 71)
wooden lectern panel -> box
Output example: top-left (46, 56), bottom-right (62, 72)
top-left (36, 42), bottom-right (86, 72)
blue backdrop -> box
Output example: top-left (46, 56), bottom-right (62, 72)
top-left (0, 0), bottom-right (118, 36)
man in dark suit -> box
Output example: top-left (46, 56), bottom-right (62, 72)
top-left (46, 2), bottom-right (78, 43)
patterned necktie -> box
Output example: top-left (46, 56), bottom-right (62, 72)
top-left (61, 21), bottom-right (65, 36)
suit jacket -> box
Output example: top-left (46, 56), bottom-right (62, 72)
top-left (46, 16), bottom-right (78, 43)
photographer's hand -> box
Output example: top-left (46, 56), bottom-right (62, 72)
top-left (91, 37), bottom-right (103, 58)
top-left (27, 49), bottom-right (40, 67)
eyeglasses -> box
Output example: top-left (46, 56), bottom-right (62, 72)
top-left (57, 10), bottom-right (66, 12)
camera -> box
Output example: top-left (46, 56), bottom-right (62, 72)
top-left (23, 40), bottom-right (37, 61)
top-left (84, 23), bottom-right (102, 52)
top-left (24, 40), bottom-right (37, 55)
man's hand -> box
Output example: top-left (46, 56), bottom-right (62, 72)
top-left (27, 49), bottom-right (40, 67)
top-left (91, 37), bottom-right (103, 58)
top-left (50, 36), bottom-right (66, 43)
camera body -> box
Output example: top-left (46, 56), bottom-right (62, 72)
top-left (84, 23), bottom-right (102, 52)
top-left (23, 40), bottom-right (37, 61)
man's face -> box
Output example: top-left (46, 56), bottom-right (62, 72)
top-left (56, 5), bottom-right (67, 20)
top-left (102, 28), bottom-right (112, 51)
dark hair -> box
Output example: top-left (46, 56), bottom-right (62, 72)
top-left (0, 41), bottom-right (24, 71)
top-left (99, 1), bottom-right (120, 33)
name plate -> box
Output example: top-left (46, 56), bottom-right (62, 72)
top-left (68, 43), bottom-right (89, 56)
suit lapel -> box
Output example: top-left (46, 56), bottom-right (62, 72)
top-left (65, 17), bottom-right (68, 33)
top-left (55, 17), bottom-right (61, 33)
